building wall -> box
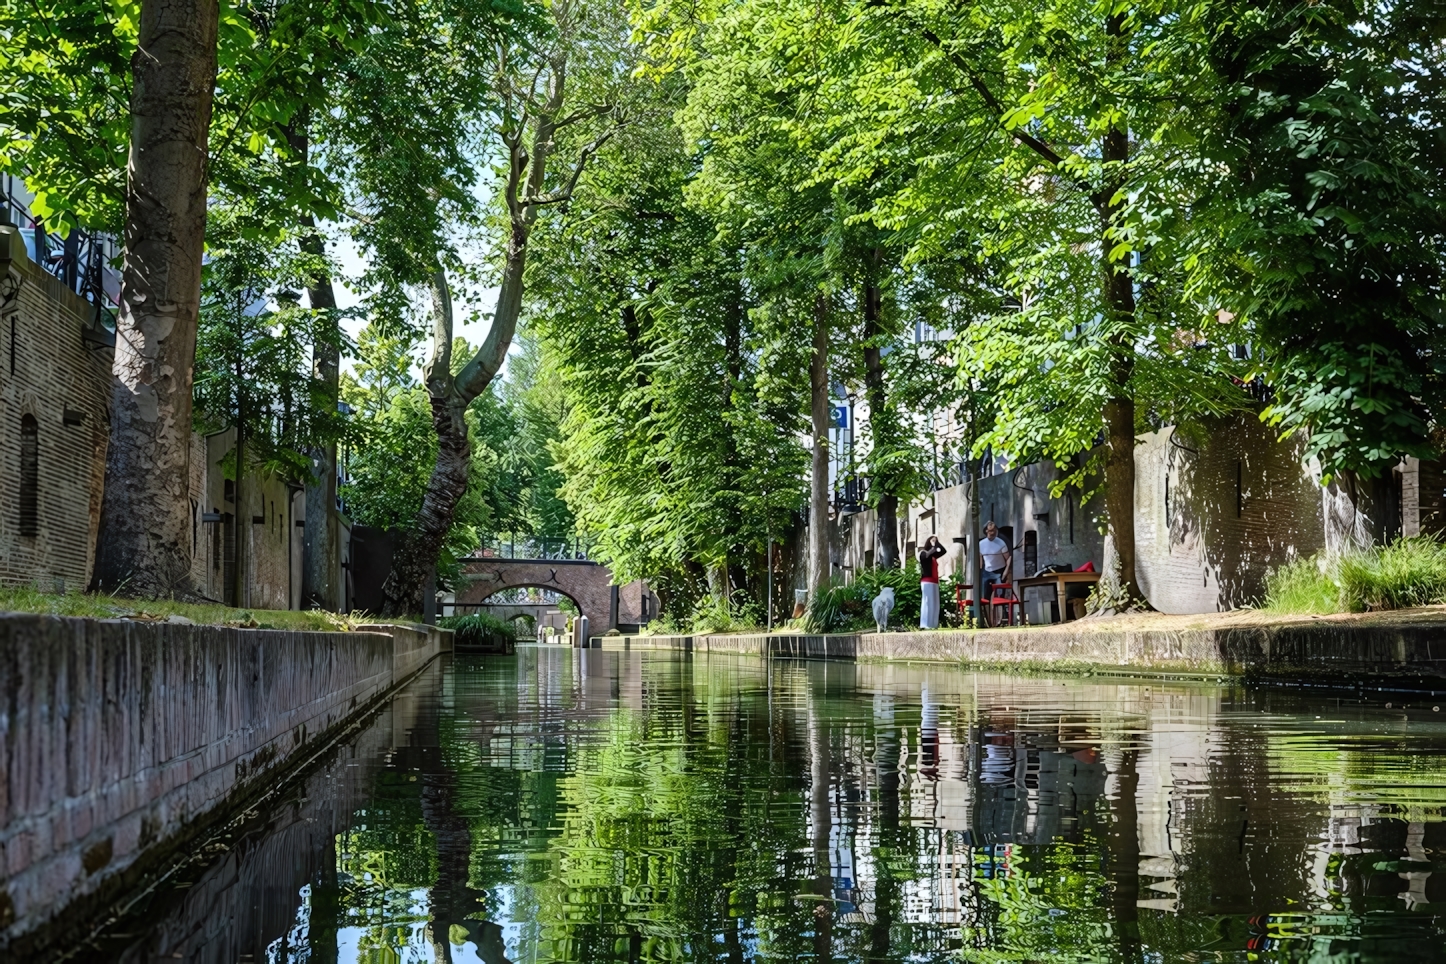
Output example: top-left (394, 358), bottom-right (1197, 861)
top-left (0, 226), bottom-right (113, 592)
top-left (839, 458), bottom-right (1107, 587)
top-left (197, 428), bottom-right (303, 610)
top-left (1133, 415), bottom-right (1331, 612)
top-left (836, 411), bottom-right (1417, 615)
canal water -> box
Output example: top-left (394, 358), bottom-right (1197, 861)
top-left (76, 647), bottom-right (1446, 963)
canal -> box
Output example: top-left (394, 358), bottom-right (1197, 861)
top-left (72, 646), bottom-right (1446, 962)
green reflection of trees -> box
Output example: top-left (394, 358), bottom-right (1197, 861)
top-left (319, 661), bottom-right (1446, 964)
top-left (335, 770), bottom-right (436, 959)
top-left (962, 840), bottom-right (1116, 963)
top-left (517, 683), bottom-right (822, 961)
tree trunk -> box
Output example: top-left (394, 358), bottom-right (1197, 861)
top-left (301, 228), bottom-right (341, 611)
top-left (92, 0), bottom-right (220, 597)
top-left (809, 295), bottom-right (831, 597)
top-left (1092, 8), bottom-right (1146, 609)
top-left (290, 124), bottom-right (342, 611)
top-left (379, 47), bottom-right (596, 616)
top-left (861, 256), bottom-right (898, 569)
top-left (381, 270), bottom-right (470, 616)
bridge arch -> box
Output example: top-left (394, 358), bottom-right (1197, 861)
top-left (456, 559), bottom-right (615, 635)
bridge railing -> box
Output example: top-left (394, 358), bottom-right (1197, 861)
top-left (472, 536), bottom-right (593, 561)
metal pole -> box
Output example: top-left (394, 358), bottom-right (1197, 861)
top-left (767, 537), bottom-right (774, 633)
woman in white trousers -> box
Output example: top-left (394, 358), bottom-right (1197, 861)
top-left (918, 536), bottom-right (947, 629)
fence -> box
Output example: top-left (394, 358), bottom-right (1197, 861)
top-left (473, 536), bottom-right (593, 561)
top-left (2, 179), bottom-right (119, 332)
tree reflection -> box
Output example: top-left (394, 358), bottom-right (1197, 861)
top-left (309, 655), bottom-right (1446, 964)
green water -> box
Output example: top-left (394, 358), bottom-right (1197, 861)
top-left (92, 647), bottom-right (1446, 962)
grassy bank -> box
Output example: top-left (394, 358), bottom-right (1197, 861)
top-left (1263, 537), bottom-right (1446, 614)
top-left (0, 586), bottom-right (378, 632)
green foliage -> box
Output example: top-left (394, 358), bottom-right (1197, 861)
top-left (1183, 0), bottom-right (1446, 481)
top-left (1263, 539), bottom-right (1446, 614)
top-left (439, 612), bottom-right (519, 648)
top-left (805, 563), bottom-right (980, 632)
top-left (341, 328), bottom-right (525, 578)
top-left (687, 591), bottom-right (764, 634)
top-left (0, 0), bottom-right (131, 232)
top-left (194, 204), bottom-right (346, 481)
top-left (528, 70), bottom-right (809, 610)
top-left (0, 0), bottom-right (384, 235)
top-left (498, 332), bottom-right (576, 539)
top-left (1260, 555), bottom-right (1338, 616)
top-left (806, 564), bottom-right (920, 633)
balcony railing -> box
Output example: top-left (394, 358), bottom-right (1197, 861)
top-left (3, 185), bottom-right (120, 335)
top-left (474, 536), bottom-right (593, 561)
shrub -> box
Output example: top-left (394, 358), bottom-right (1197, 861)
top-left (1263, 538), bottom-right (1446, 614)
top-left (1338, 537), bottom-right (1446, 611)
top-left (806, 563), bottom-right (930, 633)
top-left (439, 612), bottom-right (518, 650)
top-left (1261, 555), bottom-right (1338, 614)
top-left (689, 591), bottom-right (764, 634)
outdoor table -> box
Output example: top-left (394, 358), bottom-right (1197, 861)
top-left (1015, 571), bottom-right (1102, 623)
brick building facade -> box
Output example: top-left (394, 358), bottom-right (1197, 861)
top-left (0, 226), bottom-right (112, 592)
top-left (0, 224), bottom-right (328, 608)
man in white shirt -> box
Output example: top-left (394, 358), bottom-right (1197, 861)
top-left (978, 521), bottom-right (1012, 627)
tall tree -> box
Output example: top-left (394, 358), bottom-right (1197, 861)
top-left (528, 83), bottom-right (808, 618)
top-left (808, 296), bottom-right (831, 595)
top-left (92, 0), bottom-right (221, 596)
top-left (362, 0), bottom-right (626, 615)
top-left (1183, 0), bottom-right (1446, 482)
top-left (787, 0), bottom-right (1250, 608)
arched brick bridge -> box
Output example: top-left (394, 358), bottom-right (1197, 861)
top-left (455, 558), bottom-right (654, 634)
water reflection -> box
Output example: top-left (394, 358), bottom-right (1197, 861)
top-left (87, 648), bottom-right (1446, 962)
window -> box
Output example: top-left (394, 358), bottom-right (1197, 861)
top-left (19, 413), bottom-right (38, 536)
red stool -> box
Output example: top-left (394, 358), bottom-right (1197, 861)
top-left (989, 583), bottom-right (1023, 627)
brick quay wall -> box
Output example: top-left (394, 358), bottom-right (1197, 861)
top-left (0, 615), bottom-right (450, 957)
top-left (593, 608), bottom-right (1446, 692)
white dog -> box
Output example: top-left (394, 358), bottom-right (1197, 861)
top-left (872, 587), bottom-right (896, 633)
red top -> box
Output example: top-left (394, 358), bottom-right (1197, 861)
top-left (919, 544), bottom-right (946, 583)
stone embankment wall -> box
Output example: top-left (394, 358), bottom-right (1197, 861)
top-left (0, 614), bottom-right (450, 957)
top-left (597, 617), bottom-right (1446, 690)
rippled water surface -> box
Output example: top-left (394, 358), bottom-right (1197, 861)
top-left (88, 647), bottom-right (1446, 963)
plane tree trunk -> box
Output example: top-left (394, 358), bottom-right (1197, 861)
top-left (92, 0), bottom-right (220, 597)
